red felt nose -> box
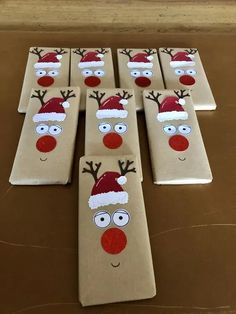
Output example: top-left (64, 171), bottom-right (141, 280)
top-left (103, 132), bottom-right (123, 149)
top-left (84, 76), bottom-right (101, 87)
top-left (179, 75), bottom-right (195, 86)
top-left (169, 135), bottom-right (189, 151)
top-left (135, 76), bottom-right (151, 87)
top-left (37, 76), bottom-right (54, 87)
top-left (36, 135), bottom-right (57, 153)
top-left (101, 228), bottom-right (127, 254)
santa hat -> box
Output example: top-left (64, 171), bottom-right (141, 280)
top-left (96, 95), bottom-right (128, 119)
top-left (88, 171), bottom-right (128, 209)
top-left (78, 51), bottom-right (104, 68)
top-left (33, 97), bottom-right (70, 122)
top-left (170, 51), bottom-right (195, 68)
top-left (127, 52), bottom-right (153, 68)
top-left (157, 96), bottom-right (188, 122)
top-left (34, 52), bottom-right (62, 69)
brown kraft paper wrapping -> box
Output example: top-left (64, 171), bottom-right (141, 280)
top-left (70, 48), bottom-right (115, 110)
top-left (85, 88), bottom-right (143, 180)
top-left (143, 89), bottom-right (213, 185)
top-left (117, 48), bottom-right (164, 110)
top-left (159, 48), bottom-right (216, 110)
top-left (18, 47), bottom-right (70, 113)
top-left (79, 155), bottom-right (156, 306)
top-left (10, 87), bottom-right (80, 185)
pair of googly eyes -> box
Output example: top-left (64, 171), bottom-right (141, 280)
top-left (98, 122), bottom-right (127, 134)
top-left (36, 70), bottom-right (59, 77)
top-left (36, 124), bottom-right (63, 135)
top-left (82, 69), bottom-right (105, 77)
top-left (131, 70), bottom-right (152, 78)
top-left (94, 209), bottom-right (130, 228)
top-left (175, 69), bottom-right (197, 76)
top-left (163, 124), bottom-right (192, 135)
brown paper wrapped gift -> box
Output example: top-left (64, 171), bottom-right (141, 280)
top-left (18, 47), bottom-right (70, 113)
top-left (143, 89), bottom-right (213, 184)
top-left (85, 88), bottom-right (143, 180)
top-left (79, 155), bottom-right (156, 306)
top-left (10, 87), bottom-right (80, 185)
top-left (159, 48), bottom-right (216, 110)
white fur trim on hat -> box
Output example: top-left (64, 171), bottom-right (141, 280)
top-left (96, 109), bottom-right (128, 119)
top-left (127, 62), bottom-right (153, 68)
top-left (177, 98), bottom-right (186, 106)
top-left (170, 61), bottom-right (195, 68)
top-left (157, 111), bottom-right (188, 122)
top-left (78, 61), bottom-right (104, 68)
top-left (96, 53), bottom-right (104, 58)
top-left (117, 176), bottom-right (127, 185)
top-left (146, 55), bottom-right (154, 61)
top-left (33, 112), bottom-right (66, 123)
top-left (34, 62), bottom-right (61, 69)
top-left (88, 191), bottom-right (128, 209)
top-left (119, 99), bottom-right (128, 105)
top-left (62, 101), bottom-right (70, 108)
top-left (56, 55), bottom-right (63, 60)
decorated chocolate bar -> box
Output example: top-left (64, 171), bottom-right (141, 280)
top-left (18, 47), bottom-right (70, 113)
top-left (79, 155), bottom-right (156, 306)
top-left (117, 48), bottom-right (164, 110)
top-left (70, 48), bottom-right (115, 110)
top-left (143, 89), bottom-right (213, 184)
top-left (159, 48), bottom-right (216, 110)
top-left (10, 87), bottom-right (80, 184)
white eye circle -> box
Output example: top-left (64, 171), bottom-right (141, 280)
top-left (48, 70), bottom-right (59, 77)
top-left (94, 211), bottom-right (111, 228)
top-left (36, 124), bottom-right (49, 134)
top-left (94, 69), bottom-right (105, 77)
top-left (186, 69), bottom-right (196, 76)
top-left (175, 69), bottom-right (185, 76)
top-left (178, 124), bottom-right (191, 134)
top-left (163, 125), bottom-right (177, 135)
top-left (113, 209), bottom-right (130, 227)
top-left (131, 70), bottom-right (141, 77)
top-left (114, 123), bottom-right (127, 134)
top-left (36, 69), bottom-right (46, 77)
top-left (49, 125), bottom-right (62, 135)
top-left (82, 69), bottom-right (93, 77)
top-left (142, 70), bottom-right (153, 77)
top-left (98, 123), bottom-right (112, 133)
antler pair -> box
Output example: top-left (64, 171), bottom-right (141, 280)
top-left (89, 90), bottom-right (132, 106)
top-left (30, 47), bottom-right (67, 58)
top-left (161, 47), bottom-right (198, 56)
top-left (73, 48), bottom-right (108, 57)
top-left (31, 89), bottom-right (76, 106)
top-left (145, 90), bottom-right (190, 105)
top-left (120, 48), bottom-right (156, 60)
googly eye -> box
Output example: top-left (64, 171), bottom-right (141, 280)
top-left (36, 124), bottom-right (49, 134)
top-left (114, 123), bottom-right (127, 134)
top-left (131, 70), bottom-right (141, 78)
top-left (178, 124), bottom-right (191, 134)
top-left (163, 125), bottom-right (177, 135)
top-left (98, 122), bottom-right (112, 133)
top-left (186, 69), bottom-right (196, 76)
top-left (142, 70), bottom-right (153, 77)
top-left (82, 69), bottom-right (93, 77)
top-left (49, 125), bottom-right (62, 135)
top-left (48, 70), bottom-right (59, 77)
top-left (112, 209), bottom-right (130, 227)
top-left (36, 69), bottom-right (46, 77)
top-left (94, 211), bottom-right (111, 228)
top-left (94, 69), bottom-right (105, 77)
top-left (175, 69), bottom-right (185, 76)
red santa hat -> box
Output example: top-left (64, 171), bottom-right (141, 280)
top-left (127, 52), bottom-right (153, 68)
top-left (96, 95), bottom-right (128, 119)
top-left (78, 51), bottom-right (104, 68)
top-left (170, 51), bottom-right (195, 68)
top-left (34, 52), bottom-right (62, 69)
top-left (88, 171), bottom-right (128, 209)
top-left (33, 97), bottom-right (70, 122)
top-left (157, 96), bottom-right (188, 122)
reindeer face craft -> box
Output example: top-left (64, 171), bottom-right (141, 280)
top-left (18, 47), bottom-right (70, 113)
top-left (71, 48), bottom-right (115, 110)
top-left (10, 87), bottom-right (80, 185)
top-left (79, 156), bottom-right (156, 306)
top-left (159, 48), bottom-right (216, 110)
top-left (143, 89), bottom-right (212, 184)
top-left (117, 48), bottom-right (164, 110)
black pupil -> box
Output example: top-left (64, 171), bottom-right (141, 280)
top-left (183, 128), bottom-right (186, 130)
top-left (119, 127), bottom-right (122, 129)
top-left (100, 217), bottom-right (104, 221)
top-left (119, 216), bottom-right (123, 220)
top-left (168, 128), bottom-right (171, 131)
top-left (103, 126), bottom-right (106, 129)
top-left (54, 128), bottom-right (57, 131)
top-left (41, 127), bottom-right (44, 130)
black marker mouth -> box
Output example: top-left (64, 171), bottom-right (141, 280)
top-left (40, 157), bottom-right (47, 162)
top-left (178, 157), bottom-right (186, 161)
top-left (111, 262), bottom-right (120, 268)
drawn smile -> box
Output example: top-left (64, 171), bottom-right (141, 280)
top-left (178, 157), bottom-right (186, 161)
top-left (111, 262), bottom-right (120, 268)
top-left (40, 157), bottom-right (48, 162)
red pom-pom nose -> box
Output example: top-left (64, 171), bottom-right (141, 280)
top-left (103, 132), bottom-right (123, 149)
top-left (179, 75), bottom-right (195, 86)
top-left (169, 135), bottom-right (189, 151)
top-left (101, 228), bottom-right (127, 254)
top-left (135, 77), bottom-right (151, 87)
top-left (37, 76), bottom-right (54, 87)
top-left (84, 76), bottom-right (101, 87)
top-left (36, 135), bottom-right (57, 153)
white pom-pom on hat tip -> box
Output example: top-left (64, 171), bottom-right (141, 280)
top-left (56, 55), bottom-right (63, 60)
top-left (178, 98), bottom-right (186, 106)
top-left (62, 101), bottom-right (70, 108)
top-left (96, 53), bottom-right (104, 58)
top-left (119, 99), bottom-right (128, 106)
top-left (187, 54), bottom-right (195, 59)
top-left (117, 176), bottom-right (127, 185)
top-left (146, 55), bottom-right (154, 61)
